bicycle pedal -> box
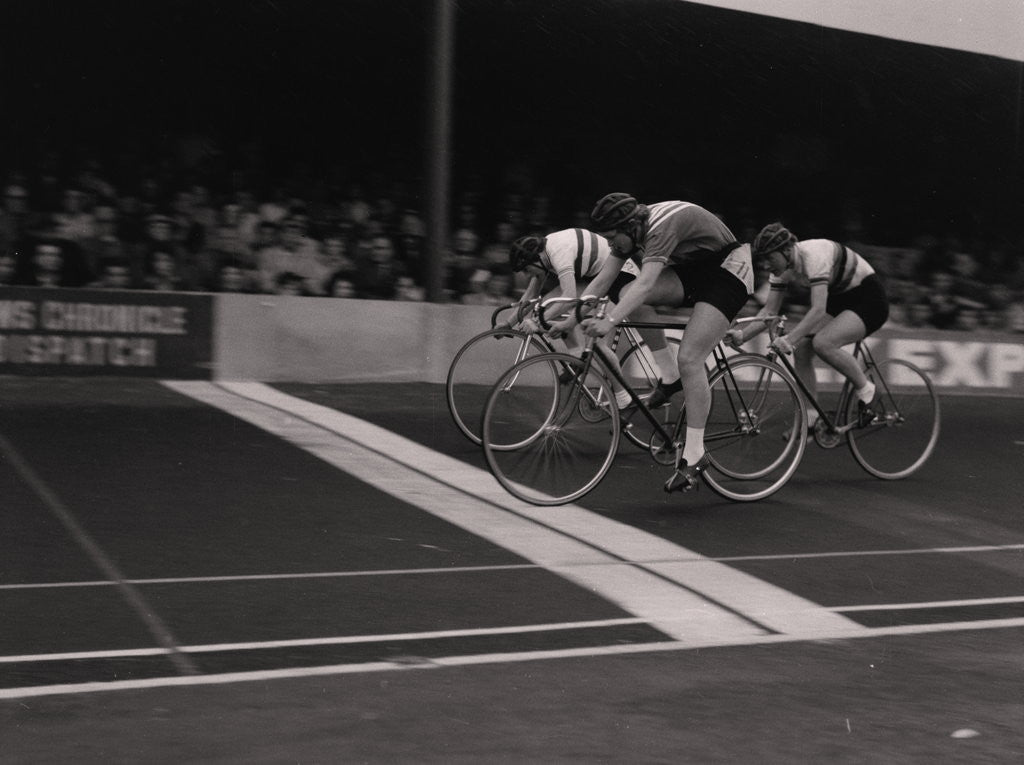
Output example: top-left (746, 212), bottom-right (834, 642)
top-left (663, 470), bottom-right (699, 493)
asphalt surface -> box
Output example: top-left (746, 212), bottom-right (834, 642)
top-left (1, 378), bottom-right (1021, 763)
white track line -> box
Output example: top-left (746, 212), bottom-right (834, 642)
top-left (3, 544), bottom-right (1021, 591)
top-left (0, 617), bottom-right (648, 663)
top-left (164, 380), bottom-right (860, 640)
top-left (3, 617), bottom-right (1022, 701)
top-left (0, 432), bottom-right (198, 677)
top-left (7, 594), bottom-right (1023, 665)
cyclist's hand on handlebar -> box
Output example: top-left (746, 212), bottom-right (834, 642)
top-left (724, 329), bottom-right (744, 350)
top-left (518, 317), bottom-right (540, 334)
top-left (545, 317), bottom-right (574, 339)
top-left (771, 336), bottom-right (794, 355)
top-left (581, 316), bottom-right (614, 338)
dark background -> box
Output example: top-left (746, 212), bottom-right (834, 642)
top-left (2, 0), bottom-right (1022, 242)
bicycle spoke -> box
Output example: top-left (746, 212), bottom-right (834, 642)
top-left (483, 354), bottom-right (619, 505)
top-left (446, 328), bottom-right (552, 445)
top-left (701, 356), bottom-right (806, 501)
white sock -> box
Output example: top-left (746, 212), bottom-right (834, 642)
top-left (652, 347), bottom-right (680, 384)
top-left (615, 389), bottom-right (632, 408)
top-left (856, 381), bottom-right (876, 405)
top-left (806, 409), bottom-right (820, 428)
top-left (682, 427), bottom-right (705, 464)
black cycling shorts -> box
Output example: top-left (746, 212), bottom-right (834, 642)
top-left (607, 270), bottom-right (636, 304)
top-left (667, 263), bottom-right (749, 322)
top-left (826, 274), bottom-right (889, 335)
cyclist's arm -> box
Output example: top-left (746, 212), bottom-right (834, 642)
top-left (734, 288), bottom-right (785, 344)
top-left (555, 269), bottom-right (579, 299)
top-left (548, 257), bottom-right (625, 333)
top-left (783, 283), bottom-right (828, 345)
top-left (518, 274), bottom-right (543, 304)
top-left (602, 259), bottom-right (662, 325)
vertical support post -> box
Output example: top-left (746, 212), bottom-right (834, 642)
top-left (425, 0), bottom-right (455, 302)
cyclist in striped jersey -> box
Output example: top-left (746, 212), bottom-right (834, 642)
top-left (726, 223), bottom-right (890, 425)
top-left (554, 193), bottom-right (756, 491)
top-left (509, 228), bottom-right (680, 408)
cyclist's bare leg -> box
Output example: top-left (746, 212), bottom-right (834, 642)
top-left (627, 303), bottom-right (680, 384)
top-left (791, 339), bottom-right (820, 426)
top-left (811, 311), bottom-right (869, 391)
top-left (792, 312), bottom-right (829, 423)
top-left (676, 301), bottom-right (730, 464)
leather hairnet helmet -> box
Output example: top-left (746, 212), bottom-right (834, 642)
top-left (752, 223), bottom-right (798, 261)
top-left (508, 235), bottom-right (546, 272)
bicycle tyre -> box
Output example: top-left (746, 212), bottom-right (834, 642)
top-left (482, 353), bottom-right (620, 506)
top-left (446, 327), bottom-right (553, 445)
top-left (846, 359), bottom-right (940, 479)
top-left (701, 355), bottom-right (807, 502)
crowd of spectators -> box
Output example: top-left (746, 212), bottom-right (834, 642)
top-left (1, 152), bottom-right (1023, 334)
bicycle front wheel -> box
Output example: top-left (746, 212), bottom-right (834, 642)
top-left (846, 359), bottom-right (940, 479)
top-left (482, 353), bottom-right (620, 506)
top-left (446, 327), bottom-right (552, 445)
top-left (702, 355), bottom-right (807, 502)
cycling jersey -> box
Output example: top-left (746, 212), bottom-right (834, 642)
top-left (769, 239), bottom-right (875, 295)
top-left (634, 201), bottom-right (753, 295)
top-left (541, 228), bottom-right (638, 279)
top-left (638, 202), bottom-right (736, 266)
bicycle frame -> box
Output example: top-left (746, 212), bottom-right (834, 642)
top-left (767, 338), bottom-right (885, 436)
top-left (556, 302), bottom-right (783, 454)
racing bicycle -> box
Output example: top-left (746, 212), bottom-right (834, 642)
top-left (479, 297), bottom-right (807, 505)
top-left (763, 319), bottom-right (940, 479)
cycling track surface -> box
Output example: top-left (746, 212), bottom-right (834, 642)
top-left (1, 377), bottom-right (1021, 763)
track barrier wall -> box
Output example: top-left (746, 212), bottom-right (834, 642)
top-left (2, 288), bottom-right (1023, 396)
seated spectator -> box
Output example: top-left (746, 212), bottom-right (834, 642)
top-left (312, 232), bottom-right (355, 294)
top-left (52, 187), bottom-right (96, 243)
top-left (0, 246), bottom-right (18, 285)
top-left (1005, 290), bottom-right (1024, 333)
top-left (905, 300), bottom-right (935, 329)
top-left (484, 269), bottom-right (513, 304)
top-left (924, 270), bottom-right (959, 329)
top-left (274, 270), bottom-right (307, 296)
top-left (143, 249), bottom-right (186, 291)
top-left (20, 240), bottom-right (68, 287)
top-left (326, 271), bottom-right (357, 298)
top-left (91, 256), bottom-right (135, 290)
top-left (953, 305), bottom-right (983, 331)
top-left (480, 221), bottom-right (519, 270)
top-left (394, 275), bottom-right (426, 301)
top-left (460, 268), bottom-right (498, 305)
top-left (215, 255), bottom-right (257, 293)
top-left (355, 234), bottom-right (404, 300)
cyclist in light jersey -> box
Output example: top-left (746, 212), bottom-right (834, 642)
top-left (509, 228), bottom-right (680, 406)
top-left (551, 193), bottom-right (756, 490)
top-left (726, 223), bottom-right (890, 425)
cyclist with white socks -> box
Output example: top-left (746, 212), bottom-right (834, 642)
top-left (552, 193), bottom-right (755, 491)
top-left (726, 222), bottom-right (890, 425)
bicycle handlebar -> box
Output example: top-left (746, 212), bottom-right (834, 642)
top-left (732, 314), bottom-right (787, 340)
top-left (491, 298), bottom-right (542, 329)
top-left (536, 296), bottom-right (586, 330)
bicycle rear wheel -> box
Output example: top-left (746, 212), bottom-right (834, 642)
top-left (446, 327), bottom-right (552, 445)
top-left (701, 355), bottom-right (807, 502)
top-left (846, 359), bottom-right (940, 479)
top-left (482, 353), bottom-right (620, 505)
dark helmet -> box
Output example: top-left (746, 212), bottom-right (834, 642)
top-left (590, 192), bottom-right (640, 231)
top-left (752, 222), bottom-right (798, 260)
top-left (508, 235), bottom-right (546, 272)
